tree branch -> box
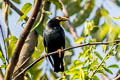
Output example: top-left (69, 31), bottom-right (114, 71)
top-left (13, 57), bottom-right (30, 75)
top-left (90, 47), bottom-right (113, 79)
top-left (13, 40), bottom-right (120, 79)
top-left (112, 74), bottom-right (120, 80)
top-left (59, 0), bottom-right (78, 40)
top-left (5, 0), bottom-right (42, 80)
top-left (3, 0), bottom-right (28, 21)
top-left (0, 69), bottom-right (3, 80)
top-left (2, 2), bottom-right (10, 64)
top-left (12, 1), bottom-right (50, 80)
top-left (0, 24), bottom-right (7, 64)
top-left (101, 73), bottom-right (110, 80)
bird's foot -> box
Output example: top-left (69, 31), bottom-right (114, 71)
top-left (43, 53), bottom-right (48, 58)
top-left (57, 49), bottom-right (62, 57)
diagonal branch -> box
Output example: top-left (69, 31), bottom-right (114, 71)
top-left (101, 73), bottom-right (110, 80)
top-left (59, 0), bottom-right (78, 40)
top-left (90, 47), bottom-right (114, 79)
top-left (13, 40), bottom-right (120, 79)
top-left (0, 24), bottom-right (7, 64)
top-left (3, 2), bottom-right (10, 64)
top-left (5, 0), bottom-right (42, 80)
top-left (3, 0), bottom-right (28, 21)
top-left (112, 74), bottom-right (120, 80)
top-left (13, 2), bottom-right (50, 79)
top-left (13, 57), bottom-right (30, 75)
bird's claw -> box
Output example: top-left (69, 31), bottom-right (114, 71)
top-left (43, 53), bottom-right (48, 58)
top-left (57, 49), bottom-right (62, 57)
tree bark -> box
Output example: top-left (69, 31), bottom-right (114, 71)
top-left (13, 31), bottom-right (38, 80)
top-left (5, 0), bottom-right (42, 80)
top-left (13, 1), bottom-right (50, 80)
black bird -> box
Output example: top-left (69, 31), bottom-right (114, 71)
top-left (43, 16), bottom-right (69, 72)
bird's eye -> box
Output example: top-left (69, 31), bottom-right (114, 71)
top-left (56, 17), bottom-right (62, 20)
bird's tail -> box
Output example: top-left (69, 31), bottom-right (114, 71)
top-left (53, 53), bottom-right (64, 72)
top-left (48, 56), bottom-right (54, 67)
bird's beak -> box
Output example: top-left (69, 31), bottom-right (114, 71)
top-left (60, 17), bottom-right (69, 25)
top-left (61, 17), bottom-right (69, 21)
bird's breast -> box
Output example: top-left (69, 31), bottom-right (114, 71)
top-left (44, 27), bottom-right (65, 50)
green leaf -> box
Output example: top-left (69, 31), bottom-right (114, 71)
top-left (113, 16), bottom-right (120, 20)
top-left (79, 68), bottom-right (84, 80)
top-left (94, 51), bottom-right (103, 61)
top-left (73, 0), bottom-right (95, 27)
top-left (32, 35), bottom-right (44, 60)
top-left (84, 21), bottom-right (95, 36)
top-left (103, 66), bottom-right (113, 74)
top-left (17, 15), bottom-right (27, 23)
top-left (49, 0), bottom-right (62, 9)
top-left (74, 37), bottom-right (85, 43)
top-left (65, 69), bottom-right (79, 75)
top-left (90, 59), bottom-right (98, 69)
top-left (100, 8), bottom-right (108, 16)
top-left (67, 1), bottom-right (82, 16)
top-left (93, 76), bottom-right (99, 80)
top-left (21, 3), bottom-right (32, 14)
top-left (70, 60), bottom-right (84, 70)
top-left (102, 45), bottom-right (107, 52)
top-left (78, 52), bottom-right (85, 58)
top-left (108, 26), bottom-right (120, 41)
top-left (35, 24), bottom-right (44, 35)
top-left (5, 36), bottom-right (17, 42)
top-left (96, 24), bottom-right (110, 41)
top-left (72, 60), bottom-right (82, 65)
top-left (31, 35), bottom-right (44, 70)
top-left (97, 70), bottom-right (106, 75)
top-left (0, 51), bottom-right (5, 63)
top-left (12, 0), bottom-right (20, 4)
top-left (93, 8), bottom-right (101, 25)
top-left (43, 11), bottom-right (52, 15)
top-left (0, 64), bottom-right (7, 68)
top-left (17, 3), bottom-right (32, 22)
top-left (31, 70), bottom-right (42, 80)
top-left (0, 2), bottom-right (2, 9)
top-left (5, 36), bottom-right (18, 59)
top-left (71, 75), bottom-right (79, 80)
top-left (108, 64), bottom-right (119, 68)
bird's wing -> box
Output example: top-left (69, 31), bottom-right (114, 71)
top-left (61, 28), bottom-right (65, 49)
top-left (43, 32), bottom-right (47, 49)
top-left (43, 31), bottom-right (54, 67)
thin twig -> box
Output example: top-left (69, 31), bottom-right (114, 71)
top-left (0, 25), bottom-right (7, 64)
top-left (30, 0), bottom-right (46, 32)
top-left (90, 47), bottom-right (113, 79)
top-left (0, 69), bottom-right (3, 80)
top-left (112, 74), bottom-right (120, 80)
top-left (13, 57), bottom-right (31, 74)
top-left (3, 0), bottom-right (28, 21)
top-left (101, 73), bottom-right (110, 80)
top-left (4, 0), bottom-right (42, 80)
top-left (13, 1), bottom-right (50, 80)
top-left (13, 40), bottom-right (120, 79)
top-left (59, 0), bottom-right (78, 40)
top-left (3, 2), bottom-right (10, 64)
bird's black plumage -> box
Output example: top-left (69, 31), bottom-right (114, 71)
top-left (43, 16), bottom-right (69, 72)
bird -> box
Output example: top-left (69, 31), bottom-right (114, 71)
top-left (43, 16), bottom-right (69, 72)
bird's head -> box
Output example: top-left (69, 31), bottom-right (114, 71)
top-left (48, 16), bottom-right (69, 27)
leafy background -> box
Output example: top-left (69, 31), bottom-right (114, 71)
top-left (0, 0), bottom-right (120, 80)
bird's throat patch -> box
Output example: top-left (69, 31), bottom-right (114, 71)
top-left (60, 21), bottom-right (64, 25)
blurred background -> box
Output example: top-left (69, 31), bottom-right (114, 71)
top-left (0, 0), bottom-right (120, 80)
